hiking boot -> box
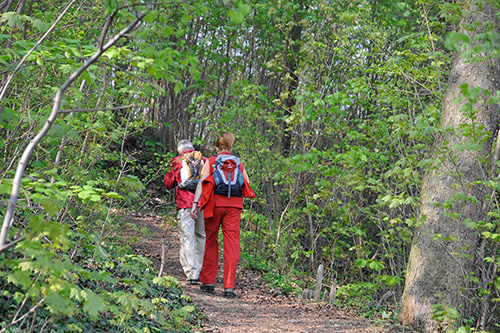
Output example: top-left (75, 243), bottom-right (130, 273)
top-left (223, 288), bottom-right (235, 298)
top-left (187, 279), bottom-right (199, 285)
top-left (200, 284), bottom-right (214, 293)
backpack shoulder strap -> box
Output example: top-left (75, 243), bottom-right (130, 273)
top-left (180, 157), bottom-right (190, 182)
top-left (192, 151), bottom-right (203, 160)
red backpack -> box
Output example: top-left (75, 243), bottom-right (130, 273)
top-left (212, 154), bottom-right (244, 198)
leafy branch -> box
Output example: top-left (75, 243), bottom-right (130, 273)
top-left (0, 0), bottom-right (79, 103)
top-left (0, 9), bottom-right (148, 249)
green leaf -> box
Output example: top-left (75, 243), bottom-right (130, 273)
top-left (163, 26), bottom-right (174, 37)
top-left (103, 47), bottom-right (120, 59)
top-left (0, 12), bottom-right (22, 28)
top-left (237, 3), bottom-right (251, 16)
top-left (82, 289), bottom-right (107, 320)
top-left (104, 192), bottom-right (124, 199)
top-left (463, 141), bottom-right (481, 151)
top-left (174, 81), bottom-right (184, 94)
top-left (13, 292), bottom-right (24, 303)
top-left (42, 200), bottom-right (60, 217)
top-left (445, 306), bottom-right (461, 319)
top-left (495, 277), bottom-right (500, 291)
top-left (104, 0), bottom-right (118, 15)
top-left (7, 269), bottom-right (32, 288)
top-left (456, 326), bottom-right (471, 333)
top-left (32, 18), bottom-right (49, 32)
top-left (173, 305), bottom-right (195, 318)
top-left (45, 290), bottom-right (75, 316)
top-left (90, 194), bottom-right (101, 202)
top-left (0, 34), bottom-right (11, 42)
top-left (31, 194), bottom-right (60, 217)
top-left (78, 191), bottom-right (92, 199)
top-left (444, 31), bottom-right (470, 51)
top-left (0, 181), bottom-right (12, 194)
top-left (59, 64), bottom-right (75, 74)
top-left (94, 243), bottom-right (109, 259)
top-left (228, 3), bottom-right (251, 24)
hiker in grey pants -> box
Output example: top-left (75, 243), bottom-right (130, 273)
top-left (164, 140), bottom-right (206, 284)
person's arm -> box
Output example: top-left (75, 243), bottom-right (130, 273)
top-left (240, 161), bottom-right (250, 183)
top-left (243, 168), bottom-right (250, 183)
top-left (190, 161), bottom-right (210, 219)
top-left (164, 158), bottom-right (179, 189)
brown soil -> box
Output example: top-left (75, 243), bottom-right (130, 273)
top-left (121, 211), bottom-right (404, 333)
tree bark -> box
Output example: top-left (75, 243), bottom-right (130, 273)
top-left (399, 2), bottom-right (500, 332)
top-left (281, 2), bottom-right (304, 157)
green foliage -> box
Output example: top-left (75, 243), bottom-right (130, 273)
top-left (239, 252), bottom-right (301, 296)
top-left (227, 2), bottom-right (251, 24)
top-left (336, 282), bottom-right (380, 317)
top-left (1, 254), bottom-right (201, 332)
top-left (0, 163), bottom-right (198, 330)
top-left (2, 0), bottom-right (500, 330)
top-left (197, 0), bottom-right (450, 323)
top-left (431, 304), bottom-right (481, 332)
top-left (0, 2), bottom-right (213, 331)
top-left (262, 272), bottom-right (297, 296)
top-left (0, 168), bottom-right (200, 330)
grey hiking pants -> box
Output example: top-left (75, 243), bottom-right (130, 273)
top-left (177, 208), bottom-right (206, 280)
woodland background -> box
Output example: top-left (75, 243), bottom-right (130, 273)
top-left (1, 0), bottom-right (500, 332)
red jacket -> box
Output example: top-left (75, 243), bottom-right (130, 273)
top-left (164, 150), bottom-right (206, 210)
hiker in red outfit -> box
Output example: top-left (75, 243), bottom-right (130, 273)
top-left (190, 133), bottom-right (255, 298)
top-left (164, 140), bottom-right (206, 285)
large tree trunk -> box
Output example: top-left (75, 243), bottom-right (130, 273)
top-left (399, 2), bottom-right (500, 332)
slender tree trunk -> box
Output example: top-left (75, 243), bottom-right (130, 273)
top-left (281, 1), bottom-right (304, 157)
top-left (400, 2), bottom-right (500, 332)
top-left (1, 0), bottom-right (16, 13)
top-left (0, 10), bottom-right (147, 249)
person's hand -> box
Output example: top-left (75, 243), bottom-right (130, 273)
top-left (190, 203), bottom-right (198, 219)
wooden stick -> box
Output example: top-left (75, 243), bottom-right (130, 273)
top-left (314, 264), bottom-right (324, 301)
top-left (158, 237), bottom-right (170, 277)
top-left (329, 282), bottom-right (337, 304)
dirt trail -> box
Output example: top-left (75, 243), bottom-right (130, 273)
top-left (122, 212), bottom-right (392, 332)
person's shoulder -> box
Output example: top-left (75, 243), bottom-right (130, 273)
top-left (172, 155), bottom-right (183, 161)
top-left (167, 155), bottom-right (183, 167)
top-left (204, 155), bottom-right (216, 167)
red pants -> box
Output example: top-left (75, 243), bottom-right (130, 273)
top-left (199, 207), bottom-right (242, 289)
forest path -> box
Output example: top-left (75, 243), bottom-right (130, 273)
top-left (121, 211), bottom-right (389, 332)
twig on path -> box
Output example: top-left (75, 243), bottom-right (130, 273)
top-left (158, 237), bottom-right (171, 277)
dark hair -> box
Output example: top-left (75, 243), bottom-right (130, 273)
top-left (215, 133), bottom-right (235, 152)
